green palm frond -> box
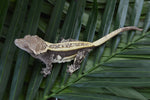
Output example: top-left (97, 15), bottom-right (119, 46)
top-left (0, 0), bottom-right (150, 100)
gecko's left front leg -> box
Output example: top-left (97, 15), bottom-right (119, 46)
top-left (67, 50), bottom-right (90, 74)
top-left (41, 63), bottom-right (52, 77)
top-left (40, 54), bottom-right (55, 77)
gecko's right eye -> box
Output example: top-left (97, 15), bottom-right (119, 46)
top-left (24, 45), bottom-right (28, 49)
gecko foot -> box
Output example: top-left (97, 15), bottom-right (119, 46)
top-left (67, 64), bottom-right (80, 74)
top-left (41, 67), bottom-right (51, 77)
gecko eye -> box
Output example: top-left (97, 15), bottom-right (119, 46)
top-left (23, 44), bottom-right (34, 53)
top-left (24, 45), bottom-right (29, 49)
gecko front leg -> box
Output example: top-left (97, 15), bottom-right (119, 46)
top-left (67, 50), bottom-right (90, 74)
top-left (41, 63), bottom-right (52, 77)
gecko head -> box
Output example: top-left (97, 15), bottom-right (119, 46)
top-left (14, 35), bottom-right (47, 55)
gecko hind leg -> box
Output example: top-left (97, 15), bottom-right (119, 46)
top-left (41, 63), bottom-right (52, 77)
top-left (67, 50), bottom-right (89, 74)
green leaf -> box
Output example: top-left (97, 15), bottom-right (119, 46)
top-left (107, 87), bottom-right (147, 100)
top-left (87, 67), bottom-right (150, 77)
top-left (78, 0), bottom-right (98, 75)
top-left (59, 0), bottom-right (86, 39)
top-left (111, 0), bottom-right (129, 53)
top-left (83, 0), bottom-right (98, 42)
top-left (45, 0), bottom-right (66, 42)
top-left (43, 0), bottom-right (66, 98)
top-left (133, 39), bottom-right (150, 45)
top-left (54, 87), bottom-right (132, 100)
top-left (43, 64), bottom-right (61, 97)
top-left (9, 0), bottom-right (43, 99)
top-left (55, 93), bottom-right (131, 100)
top-left (94, 0), bottom-right (117, 64)
top-left (47, 31), bottom-right (150, 99)
top-left (9, 52), bottom-right (29, 100)
top-left (57, 0), bottom-right (86, 88)
top-left (127, 0), bottom-right (144, 42)
top-left (119, 48), bottom-right (150, 55)
top-left (26, 62), bottom-right (43, 100)
top-left (1, 0), bottom-right (150, 100)
top-left (0, 0), bottom-right (9, 34)
top-left (72, 77), bottom-right (150, 87)
top-left (103, 60), bottom-right (150, 68)
top-left (143, 7), bottom-right (150, 33)
top-left (0, 0), bottom-right (28, 99)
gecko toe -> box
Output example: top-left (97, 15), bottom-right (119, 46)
top-left (41, 67), bottom-right (51, 77)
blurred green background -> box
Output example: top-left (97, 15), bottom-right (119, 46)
top-left (0, 0), bottom-right (150, 100)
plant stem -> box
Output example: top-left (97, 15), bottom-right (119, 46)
top-left (45, 31), bottom-right (150, 99)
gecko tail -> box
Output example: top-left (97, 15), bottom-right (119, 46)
top-left (92, 26), bottom-right (143, 47)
